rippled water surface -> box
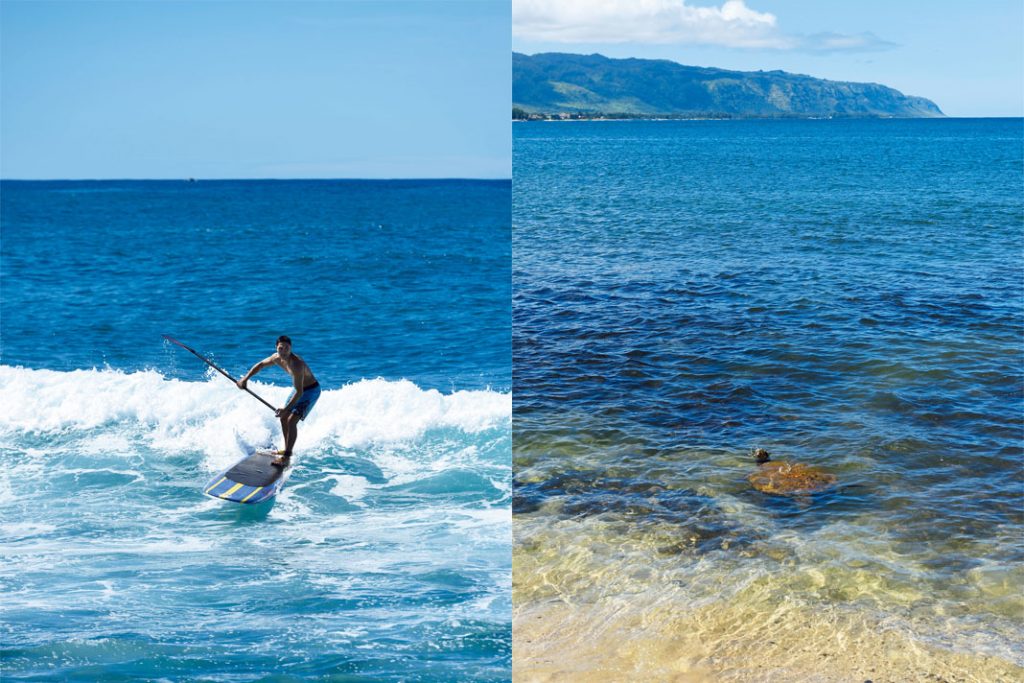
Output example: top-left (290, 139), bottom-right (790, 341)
top-left (512, 119), bottom-right (1023, 681)
top-left (1, 180), bottom-right (511, 681)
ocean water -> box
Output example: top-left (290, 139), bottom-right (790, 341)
top-left (512, 119), bottom-right (1023, 681)
top-left (1, 180), bottom-right (511, 681)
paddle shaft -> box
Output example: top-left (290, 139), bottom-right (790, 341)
top-left (162, 335), bottom-right (277, 412)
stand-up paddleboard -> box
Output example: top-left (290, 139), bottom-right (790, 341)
top-left (162, 335), bottom-right (294, 504)
top-left (205, 446), bottom-right (292, 504)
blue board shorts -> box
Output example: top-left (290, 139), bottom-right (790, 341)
top-left (286, 382), bottom-right (321, 421)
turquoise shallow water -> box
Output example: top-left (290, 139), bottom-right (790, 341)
top-left (1, 180), bottom-right (511, 681)
top-left (512, 119), bottom-right (1023, 679)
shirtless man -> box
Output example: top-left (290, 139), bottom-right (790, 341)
top-left (237, 335), bottom-right (320, 466)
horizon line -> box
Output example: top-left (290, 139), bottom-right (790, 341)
top-left (0, 176), bottom-right (513, 182)
top-left (508, 115), bottom-right (1022, 120)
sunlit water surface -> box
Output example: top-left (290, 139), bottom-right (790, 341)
top-left (513, 119), bottom-right (1023, 682)
top-left (2, 179), bottom-right (512, 681)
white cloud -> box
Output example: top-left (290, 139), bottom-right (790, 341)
top-left (803, 31), bottom-right (897, 53)
top-left (514, 0), bottom-right (785, 48)
top-left (513, 0), bottom-right (896, 53)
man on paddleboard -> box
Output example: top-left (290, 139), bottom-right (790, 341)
top-left (237, 335), bottom-right (320, 466)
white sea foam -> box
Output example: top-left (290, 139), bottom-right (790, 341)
top-left (0, 521), bottom-right (59, 540)
top-left (77, 433), bottom-right (134, 455)
top-left (0, 366), bottom-right (511, 460)
top-left (325, 474), bottom-right (371, 503)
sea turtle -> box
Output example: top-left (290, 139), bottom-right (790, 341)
top-left (747, 448), bottom-right (837, 497)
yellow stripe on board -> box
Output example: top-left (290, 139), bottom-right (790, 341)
top-left (220, 483), bottom-right (244, 498)
top-left (205, 477), bottom-right (226, 494)
top-left (240, 487), bottom-right (264, 503)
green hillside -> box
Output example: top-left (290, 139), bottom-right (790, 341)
top-left (514, 52), bottom-right (944, 119)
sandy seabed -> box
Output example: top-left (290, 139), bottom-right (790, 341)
top-left (513, 596), bottom-right (1023, 683)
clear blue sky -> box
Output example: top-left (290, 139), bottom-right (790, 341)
top-left (1, 0), bottom-right (511, 179)
top-left (513, 0), bottom-right (1023, 118)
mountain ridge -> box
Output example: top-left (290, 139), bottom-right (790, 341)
top-left (513, 52), bottom-right (944, 119)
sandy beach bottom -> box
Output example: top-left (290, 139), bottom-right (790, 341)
top-left (511, 505), bottom-right (1023, 683)
top-left (514, 596), bottom-right (1022, 683)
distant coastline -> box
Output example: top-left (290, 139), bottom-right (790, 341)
top-left (514, 52), bottom-right (944, 120)
top-left (511, 108), bottom-right (937, 121)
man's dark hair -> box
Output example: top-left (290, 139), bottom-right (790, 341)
top-left (277, 335), bottom-right (292, 345)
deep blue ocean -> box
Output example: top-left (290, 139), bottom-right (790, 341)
top-left (1, 180), bottom-right (511, 681)
top-left (512, 119), bottom-right (1023, 680)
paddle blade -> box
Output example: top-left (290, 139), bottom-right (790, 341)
top-left (162, 334), bottom-right (197, 354)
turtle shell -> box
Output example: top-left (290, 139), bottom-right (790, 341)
top-left (747, 461), bottom-right (837, 496)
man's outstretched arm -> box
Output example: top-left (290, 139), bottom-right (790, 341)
top-left (237, 354), bottom-right (277, 389)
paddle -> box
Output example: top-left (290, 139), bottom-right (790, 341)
top-left (162, 334), bottom-right (277, 412)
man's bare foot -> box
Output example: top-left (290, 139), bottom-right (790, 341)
top-left (271, 453), bottom-right (291, 467)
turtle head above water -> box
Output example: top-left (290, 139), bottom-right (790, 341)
top-left (752, 447), bottom-right (771, 464)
